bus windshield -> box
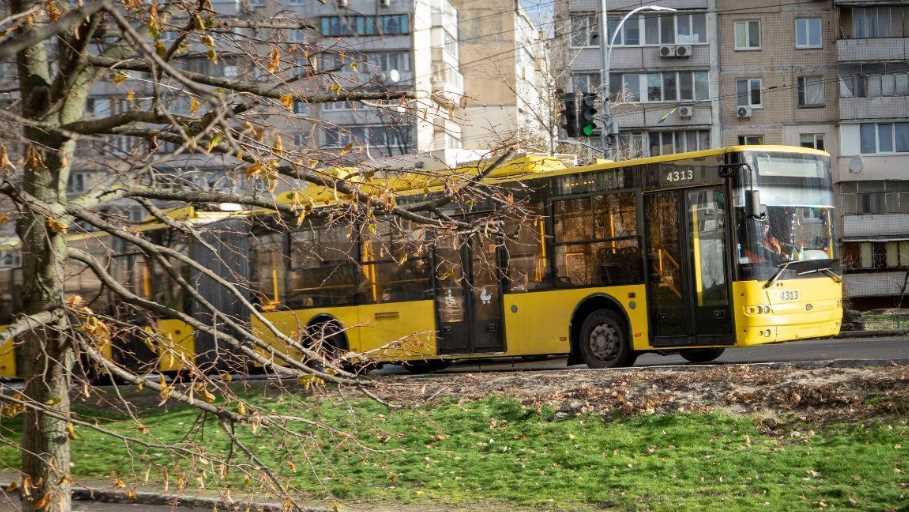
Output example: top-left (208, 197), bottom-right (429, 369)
top-left (736, 151), bottom-right (835, 278)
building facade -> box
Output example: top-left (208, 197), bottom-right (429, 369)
top-left (834, 0), bottom-right (909, 306)
top-left (716, 0), bottom-right (838, 152)
top-left (453, 0), bottom-right (555, 151)
top-left (554, 0), bottom-right (722, 159)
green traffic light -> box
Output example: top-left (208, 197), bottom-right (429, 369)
top-left (582, 124), bottom-right (594, 136)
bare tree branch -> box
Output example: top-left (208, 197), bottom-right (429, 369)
top-left (0, 0), bottom-right (110, 59)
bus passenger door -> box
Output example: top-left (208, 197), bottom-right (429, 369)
top-left (434, 233), bottom-right (504, 354)
top-left (645, 187), bottom-right (733, 346)
top-left (467, 234), bottom-right (504, 352)
top-left (686, 188), bottom-right (733, 344)
top-left (645, 191), bottom-right (691, 344)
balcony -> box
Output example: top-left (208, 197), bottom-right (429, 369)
top-left (610, 103), bottom-right (712, 128)
top-left (844, 271), bottom-right (909, 298)
top-left (840, 96), bottom-right (909, 120)
top-left (843, 214), bottom-right (909, 239)
top-left (837, 38), bottom-right (909, 62)
top-left (431, 63), bottom-right (463, 106)
top-left (568, 0), bottom-right (708, 10)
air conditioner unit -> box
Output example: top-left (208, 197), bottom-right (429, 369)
top-left (674, 45), bottom-right (692, 58)
top-left (736, 105), bottom-right (753, 119)
top-left (379, 0), bottom-right (391, 6)
top-left (678, 105), bottom-right (694, 119)
top-left (338, 0), bottom-right (349, 6)
top-left (658, 45), bottom-right (676, 58)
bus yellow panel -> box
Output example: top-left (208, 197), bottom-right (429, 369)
top-left (155, 319), bottom-right (195, 372)
top-left (503, 284), bottom-right (649, 354)
top-left (253, 306), bottom-right (361, 362)
top-left (0, 328), bottom-right (15, 379)
top-left (355, 300), bottom-right (436, 361)
top-left (732, 277), bottom-right (842, 346)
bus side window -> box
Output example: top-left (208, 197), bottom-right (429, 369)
top-left (0, 268), bottom-right (14, 325)
top-left (249, 230), bottom-right (286, 309)
top-left (503, 203), bottom-right (549, 292)
top-left (553, 193), bottom-right (643, 287)
top-left (66, 238), bottom-right (114, 316)
top-left (287, 220), bottom-right (359, 308)
top-left (360, 219), bottom-right (432, 303)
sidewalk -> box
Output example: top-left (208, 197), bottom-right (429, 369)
top-left (0, 473), bottom-right (492, 512)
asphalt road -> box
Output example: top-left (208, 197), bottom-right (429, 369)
top-left (380, 335), bottom-right (909, 374)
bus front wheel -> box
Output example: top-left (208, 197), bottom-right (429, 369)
top-left (579, 310), bottom-right (633, 368)
top-left (680, 348), bottom-right (725, 363)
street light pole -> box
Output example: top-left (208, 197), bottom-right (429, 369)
top-left (598, 0), bottom-right (609, 153)
top-left (598, 4), bottom-right (677, 156)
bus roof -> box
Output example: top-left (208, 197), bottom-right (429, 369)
top-left (273, 145), bottom-right (830, 209)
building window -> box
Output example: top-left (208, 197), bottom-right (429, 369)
top-left (649, 130), bottom-right (710, 156)
top-left (288, 29), bottom-right (306, 42)
top-left (795, 18), bottom-right (822, 48)
top-left (570, 14), bottom-right (599, 47)
top-left (800, 133), bottom-right (825, 150)
top-left (572, 73), bottom-right (600, 94)
top-left (616, 132), bottom-right (644, 159)
top-left (612, 70), bottom-right (709, 103)
top-left (320, 15), bottom-right (409, 37)
top-left (840, 63), bottom-right (909, 98)
top-left (841, 181), bottom-right (909, 215)
top-left (736, 78), bottom-right (762, 107)
top-left (675, 13), bottom-right (708, 44)
top-left (797, 76), bottom-right (825, 107)
top-left (586, 12), bottom-right (708, 48)
top-left (860, 122), bottom-right (909, 154)
top-left (851, 6), bottom-right (906, 39)
top-left (322, 125), bottom-right (414, 153)
top-left (0, 250), bottom-right (21, 269)
top-left (67, 172), bottom-right (87, 194)
top-left (848, 241), bottom-right (909, 270)
top-left (734, 20), bottom-right (761, 49)
top-left (738, 135), bottom-right (764, 145)
top-left (443, 31), bottom-right (458, 60)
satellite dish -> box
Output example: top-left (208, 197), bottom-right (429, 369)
top-left (848, 155), bottom-right (864, 174)
top-left (388, 69), bottom-right (400, 83)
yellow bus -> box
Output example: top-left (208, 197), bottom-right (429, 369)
top-left (250, 145), bottom-right (843, 370)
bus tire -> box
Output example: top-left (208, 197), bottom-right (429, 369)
top-left (680, 348), bottom-right (725, 364)
top-left (403, 359), bottom-right (449, 374)
top-left (579, 309), bottom-right (632, 368)
top-left (306, 320), bottom-right (348, 367)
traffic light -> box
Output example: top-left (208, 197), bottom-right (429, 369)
top-left (559, 93), bottom-right (579, 138)
top-left (580, 93), bottom-right (598, 137)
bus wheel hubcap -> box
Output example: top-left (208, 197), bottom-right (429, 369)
top-left (589, 323), bottom-right (619, 361)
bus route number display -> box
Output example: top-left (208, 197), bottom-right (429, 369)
top-left (665, 169), bottom-right (695, 183)
top-left (655, 164), bottom-right (717, 189)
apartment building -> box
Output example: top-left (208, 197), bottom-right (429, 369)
top-left (452, 0), bottom-right (555, 150)
top-left (717, 0), bottom-right (838, 151)
top-left (553, 0), bottom-right (722, 159)
top-left (835, 1), bottom-right (909, 306)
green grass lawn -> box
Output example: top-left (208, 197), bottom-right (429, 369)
top-left (1, 393), bottom-right (907, 511)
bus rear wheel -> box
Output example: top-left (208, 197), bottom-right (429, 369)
top-left (680, 348), bottom-right (725, 363)
top-left (579, 310), bottom-right (632, 368)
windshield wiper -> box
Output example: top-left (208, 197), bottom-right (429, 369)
top-left (765, 259), bottom-right (842, 288)
top-left (798, 267), bottom-right (842, 283)
top-left (764, 259), bottom-right (795, 289)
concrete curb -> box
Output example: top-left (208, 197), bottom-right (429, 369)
top-left (836, 329), bottom-right (908, 339)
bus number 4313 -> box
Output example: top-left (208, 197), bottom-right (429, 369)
top-left (666, 169), bottom-right (695, 182)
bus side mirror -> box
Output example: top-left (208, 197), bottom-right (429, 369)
top-left (746, 190), bottom-right (762, 219)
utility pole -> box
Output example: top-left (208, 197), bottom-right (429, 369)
top-left (599, 0), bottom-right (610, 154)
